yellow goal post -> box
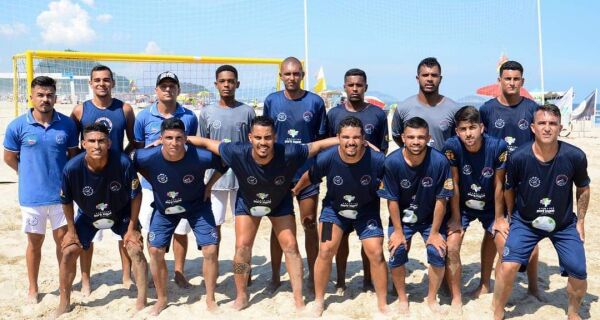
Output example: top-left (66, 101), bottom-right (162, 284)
top-left (12, 50), bottom-right (289, 116)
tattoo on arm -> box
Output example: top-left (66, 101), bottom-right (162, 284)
top-left (233, 262), bottom-right (251, 274)
top-left (576, 187), bottom-right (590, 220)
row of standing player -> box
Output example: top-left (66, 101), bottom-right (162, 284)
top-left (4, 56), bottom-right (589, 319)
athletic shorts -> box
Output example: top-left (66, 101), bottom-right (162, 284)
top-left (21, 204), bottom-right (66, 234)
top-left (319, 206), bottom-right (383, 240)
top-left (293, 182), bottom-right (320, 201)
top-left (446, 212), bottom-right (495, 234)
top-left (502, 214), bottom-right (586, 280)
top-left (139, 188), bottom-right (191, 235)
top-left (148, 204), bottom-right (219, 251)
top-left (388, 223), bottom-right (447, 269)
top-left (75, 211), bottom-right (135, 250)
top-left (211, 189), bottom-right (237, 225)
top-left (234, 193), bottom-right (294, 218)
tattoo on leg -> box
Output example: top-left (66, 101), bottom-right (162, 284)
top-left (233, 262), bottom-right (251, 274)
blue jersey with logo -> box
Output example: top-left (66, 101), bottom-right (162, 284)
top-left (309, 146), bottom-right (385, 214)
top-left (506, 141), bottom-right (589, 230)
top-left (4, 110), bottom-right (78, 206)
top-left (80, 99), bottom-right (127, 153)
top-left (378, 147), bottom-right (454, 224)
top-left (263, 90), bottom-right (326, 180)
top-left (60, 152), bottom-right (140, 220)
top-left (133, 102), bottom-right (198, 189)
top-left (133, 146), bottom-right (224, 215)
top-left (479, 97), bottom-right (538, 154)
top-left (219, 142), bottom-right (309, 211)
top-left (325, 104), bottom-right (389, 152)
top-left (442, 134), bottom-right (507, 217)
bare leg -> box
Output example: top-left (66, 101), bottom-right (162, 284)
top-left (25, 233), bottom-right (44, 303)
top-left (56, 244), bottom-right (82, 317)
top-left (335, 233), bottom-right (349, 293)
top-left (313, 222), bottom-right (344, 316)
top-left (148, 246), bottom-right (169, 316)
top-left (201, 244), bottom-right (219, 312)
top-left (527, 245), bottom-right (541, 299)
top-left (427, 265), bottom-right (447, 314)
top-left (125, 240), bottom-right (148, 311)
top-left (119, 240), bottom-right (133, 288)
top-left (362, 237), bottom-right (390, 314)
top-left (390, 266), bottom-right (409, 314)
top-left (361, 245), bottom-right (373, 291)
top-left (268, 228), bottom-right (282, 291)
top-left (173, 233), bottom-right (190, 288)
top-left (470, 232), bottom-right (496, 298)
top-left (445, 231), bottom-right (464, 312)
top-left (79, 243), bottom-right (93, 296)
top-left (232, 215), bottom-right (261, 311)
top-left (298, 195), bottom-right (318, 290)
top-left (566, 277), bottom-right (586, 320)
top-left (270, 215), bottom-right (305, 310)
top-left (492, 261), bottom-right (521, 320)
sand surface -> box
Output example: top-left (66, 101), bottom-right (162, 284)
top-left (0, 102), bottom-right (598, 319)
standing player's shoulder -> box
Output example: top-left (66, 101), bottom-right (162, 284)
top-left (385, 147), bottom-right (404, 163)
top-left (559, 141), bottom-right (587, 162)
top-left (369, 147), bottom-right (386, 164)
top-left (134, 145), bottom-right (160, 163)
top-left (429, 147), bottom-right (450, 165)
top-left (521, 97), bottom-right (540, 111)
top-left (510, 141), bottom-right (534, 162)
top-left (64, 152), bottom-right (86, 172)
top-left (57, 111), bottom-right (76, 127)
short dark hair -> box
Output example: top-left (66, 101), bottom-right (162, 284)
top-left (337, 116), bottom-right (364, 135)
top-left (250, 115), bottom-right (275, 131)
top-left (90, 65), bottom-right (114, 81)
top-left (31, 76), bottom-right (56, 91)
top-left (417, 57), bottom-right (441, 74)
top-left (534, 103), bottom-right (561, 121)
top-left (344, 68), bottom-right (367, 83)
top-left (403, 116), bottom-right (429, 132)
top-left (499, 60), bottom-right (523, 76)
top-left (454, 106), bottom-right (481, 124)
top-left (160, 117), bottom-right (186, 134)
top-left (216, 65), bottom-right (238, 80)
top-left (83, 122), bottom-right (110, 138)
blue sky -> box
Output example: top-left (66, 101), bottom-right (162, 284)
top-left (0, 0), bottom-right (598, 101)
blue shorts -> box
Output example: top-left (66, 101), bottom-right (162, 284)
top-left (294, 182), bottom-right (320, 201)
top-left (234, 193), bottom-right (294, 217)
top-left (388, 223), bottom-right (447, 269)
top-left (502, 214), bottom-right (586, 280)
top-left (461, 212), bottom-right (495, 234)
top-left (319, 206), bottom-right (383, 240)
top-left (148, 204), bottom-right (219, 250)
top-left (75, 211), bottom-right (132, 250)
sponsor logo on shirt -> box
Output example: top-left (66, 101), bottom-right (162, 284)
top-left (149, 123), bottom-right (160, 134)
top-left (528, 176), bottom-right (541, 188)
top-left (443, 178), bottom-right (454, 190)
top-left (421, 177), bottom-right (434, 188)
top-left (439, 119), bottom-right (450, 131)
top-left (83, 186), bottom-right (94, 196)
top-left (555, 174), bottom-right (568, 187)
top-left (95, 117), bottom-right (113, 133)
top-left (109, 181), bottom-right (121, 192)
top-left (333, 176), bottom-right (344, 186)
top-left (166, 191), bottom-right (182, 205)
top-left (366, 219), bottom-right (378, 230)
top-left (288, 129), bottom-right (299, 138)
top-left (254, 193), bottom-right (271, 205)
top-left (55, 134), bottom-right (66, 145)
top-left (157, 174), bottom-right (168, 184)
top-left (247, 176), bottom-right (258, 185)
top-left (518, 119), bottom-right (529, 130)
top-left (343, 195), bottom-right (355, 202)
top-left (274, 176), bottom-right (285, 185)
top-left (360, 175), bottom-right (372, 185)
top-left (364, 124), bottom-right (374, 135)
top-left (302, 111), bottom-right (313, 122)
top-left (536, 197), bottom-right (555, 215)
top-left (481, 167), bottom-right (494, 178)
top-left (132, 178), bottom-right (140, 190)
top-left (462, 165), bottom-right (472, 175)
top-left (276, 112), bottom-right (287, 122)
top-left (498, 151), bottom-right (507, 163)
top-left (495, 119), bottom-right (505, 128)
top-left (341, 194), bottom-right (357, 209)
top-left (183, 174), bottom-right (195, 184)
top-left (24, 134), bottom-right (38, 146)
top-left (27, 216), bottom-right (38, 226)
top-left (400, 179), bottom-right (411, 189)
top-left (96, 203), bottom-right (109, 211)
top-left (212, 120), bottom-right (222, 129)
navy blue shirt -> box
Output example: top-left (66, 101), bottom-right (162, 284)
top-left (219, 142), bottom-right (309, 211)
top-left (506, 141), bottom-right (590, 230)
top-left (309, 146), bottom-right (385, 214)
top-left (60, 152), bottom-right (140, 220)
top-left (263, 90), bottom-right (326, 180)
top-left (80, 99), bottom-right (127, 153)
top-left (4, 110), bottom-right (79, 206)
top-left (133, 146), bottom-right (224, 215)
top-left (378, 147), bottom-right (454, 224)
top-left (442, 134), bottom-right (507, 217)
top-left (326, 104), bottom-right (389, 152)
top-left (479, 97), bottom-right (538, 154)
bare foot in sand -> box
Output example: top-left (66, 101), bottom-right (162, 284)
top-left (469, 283), bottom-right (491, 298)
top-left (81, 282), bottom-right (92, 297)
top-left (174, 272), bottom-right (191, 289)
top-left (335, 284), bottom-right (346, 296)
top-left (231, 297), bottom-right (249, 311)
top-left (311, 300), bottom-right (325, 317)
top-left (265, 278), bottom-right (281, 293)
top-left (206, 299), bottom-right (219, 313)
top-left (122, 277), bottom-right (133, 290)
top-left (398, 300), bottom-right (410, 315)
top-left (150, 299), bottom-right (168, 316)
top-left (528, 288), bottom-right (545, 302)
top-left (135, 296), bottom-right (146, 311)
top-left (426, 299), bottom-right (448, 315)
top-left (362, 280), bottom-right (374, 292)
top-left (451, 300), bottom-right (463, 316)
top-left (26, 291), bottom-right (39, 304)
top-left (54, 302), bottom-right (71, 318)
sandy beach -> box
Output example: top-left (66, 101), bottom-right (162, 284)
top-left (0, 102), bottom-right (598, 319)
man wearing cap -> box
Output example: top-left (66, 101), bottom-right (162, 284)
top-left (133, 71), bottom-right (199, 287)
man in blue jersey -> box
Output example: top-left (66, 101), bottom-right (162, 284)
top-left (55, 123), bottom-right (147, 317)
top-left (133, 71), bottom-right (199, 288)
top-left (378, 117), bottom-right (453, 314)
top-left (3, 76), bottom-right (79, 303)
top-left (293, 116), bottom-right (389, 316)
top-left (133, 118), bottom-right (224, 315)
top-left (263, 57), bottom-right (327, 291)
top-left (492, 104), bottom-right (590, 320)
top-left (325, 68), bottom-right (389, 292)
top-left (187, 116), bottom-right (338, 311)
top-left (70, 65), bottom-right (137, 295)
top-left (477, 60), bottom-right (540, 298)
top-left (442, 106), bottom-right (508, 312)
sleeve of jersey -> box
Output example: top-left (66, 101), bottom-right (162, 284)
top-left (504, 156), bottom-right (517, 190)
top-left (217, 142), bottom-right (235, 167)
top-left (436, 160), bottom-right (454, 199)
top-left (308, 153), bottom-right (326, 185)
top-left (198, 111), bottom-right (209, 138)
top-left (325, 112), bottom-right (336, 138)
top-left (294, 144), bottom-right (310, 166)
top-left (125, 159), bottom-right (141, 199)
top-left (3, 122), bottom-right (20, 152)
top-left (479, 105), bottom-right (489, 129)
top-left (263, 96), bottom-right (272, 117)
top-left (391, 109), bottom-right (403, 138)
top-left (572, 150), bottom-right (591, 188)
top-left (66, 119), bottom-right (79, 148)
top-left (133, 115), bottom-right (144, 143)
top-left (379, 113), bottom-right (390, 152)
top-left (317, 100), bottom-right (327, 136)
top-left (188, 115), bottom-right (199, 136)
top-left (377, 158), bottom-right (400, 201)
top-left (441, 141), bottom-right (458, 167)
top-left (60, 167), bottom-right (73, 204)
top-left (210, 152), bottom-right (228, 174)
top-left (495, 141), bottom-right (509, 170)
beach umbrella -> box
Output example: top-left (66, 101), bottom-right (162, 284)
top-left (476, 83), bottom-right (534, 100)
top-left (365, 96), bottom-right (385, 109)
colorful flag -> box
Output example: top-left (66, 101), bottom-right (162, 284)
top-left (313, 66), bottom-right (326, 93)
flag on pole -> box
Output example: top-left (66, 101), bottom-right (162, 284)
top-left (556, 87), bottom-right (573, 127)
top-left (571, 89), bottom-right (597, 121)
top-left (313, 66), bottom-right (326, 93)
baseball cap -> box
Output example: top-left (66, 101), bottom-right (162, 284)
top-left (156, 71), bottom-right (179, 86)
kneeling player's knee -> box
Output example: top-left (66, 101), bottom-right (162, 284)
top-left (125, 243), bottom-right (145, 261)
